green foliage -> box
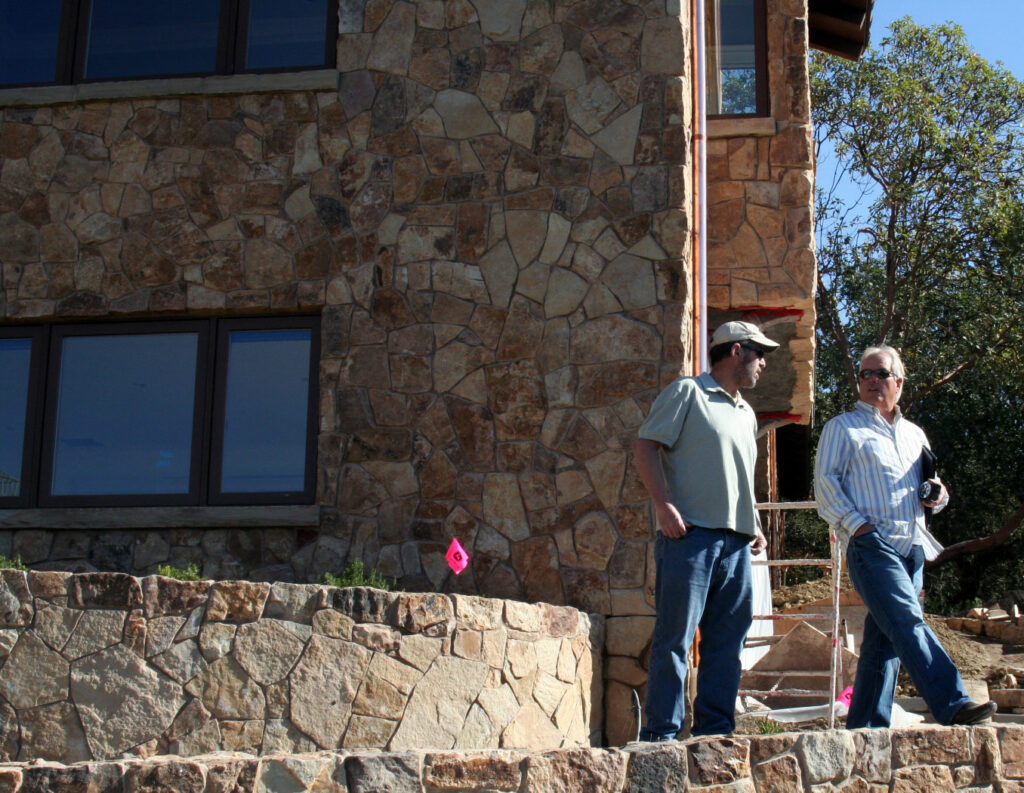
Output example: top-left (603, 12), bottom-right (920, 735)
top-left (321, 559), bottom-right (394, 591)
top-left (754, 717), bottom-right (785, 735)
top-left (0, 555), bottom-right (28, 571)
top-left (809, 19), bottom-right (1024, 610)
top-left (156, 563), bottom-right (201, 581)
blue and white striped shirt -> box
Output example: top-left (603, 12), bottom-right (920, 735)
top-left (815, 401), bottom-right (946, 560)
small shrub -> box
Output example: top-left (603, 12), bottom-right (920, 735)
top-left (157, 562), bottom-right (202, 581)
top-left (0, 555), bottom-right (28, 571)
top-left (322, 559), bottom-right (393, 590)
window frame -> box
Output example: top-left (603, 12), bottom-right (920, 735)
top-left (3, 0), bottom-right (338, 88)
top-left (0, 316), bottom-right (319, 510)
top-left (706, 0), bottom-right (770, 119)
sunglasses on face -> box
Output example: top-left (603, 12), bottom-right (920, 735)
top-left (740, 343), bottom-right (766, 359)
top-left (859, 368), bottom-right (895, 380)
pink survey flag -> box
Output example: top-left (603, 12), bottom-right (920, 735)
top-left (446, 537), bottom-right (469, 575)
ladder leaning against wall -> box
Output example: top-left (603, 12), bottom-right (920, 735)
top-left (742, 500), bottom-right (844, 729)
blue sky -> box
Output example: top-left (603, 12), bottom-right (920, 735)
top-left (870, 1), bottom-right (1024, 78)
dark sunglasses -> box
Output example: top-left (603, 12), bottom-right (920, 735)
top-left (740, 343), bottom-right (766, 359)
top-left (859, 368), bottom-right (895, 380)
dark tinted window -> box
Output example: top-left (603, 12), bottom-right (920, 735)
top-left (50, 332), bottom-right (199, 496)
top-left (0, 0), bottom-right (63, 85)
top-left (246, 0), bottom-right (328, 70)
top-left (0, 338), bottom-right (34, 498)
top-left (219, 328), bottom-right (312, 493)
top-left (0, 0), bottom-right (336, 86)
top-left (1, 317), bottom-right (318, 509)
top-left (83, 0), bottom-right (221, 80)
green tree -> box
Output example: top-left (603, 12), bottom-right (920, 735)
top-left (810, 19), bottom-right (1024, 606)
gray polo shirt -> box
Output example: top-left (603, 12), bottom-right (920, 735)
top-left (638, 372), bottom-right (759, 537)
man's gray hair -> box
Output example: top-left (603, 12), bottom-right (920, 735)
top-left (860, 344), bottom-right (905, 379)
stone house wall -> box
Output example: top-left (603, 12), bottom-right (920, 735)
top-left (0, 725), bottom-right (1021, 792)
top-left (0, 571), bottom-right (601, 762)
top-left (0, 0), bottom-right (821, 746)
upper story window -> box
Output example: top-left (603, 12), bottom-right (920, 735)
top-left (0, 317), bottom-right (319, 509)
top-left (705, 0), bottom-right (768, 117)
top-left (0, 0), bottom-right (337, 88)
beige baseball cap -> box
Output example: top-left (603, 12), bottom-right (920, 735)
top-left (709, 321), bottom-right (779, 351)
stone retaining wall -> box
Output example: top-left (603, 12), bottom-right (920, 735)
top-left (0, 725), bottom-right (1021, 792)
top-left (0, 571), bottom-right (601, 762)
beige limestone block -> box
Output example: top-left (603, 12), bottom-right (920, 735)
top-left (591, 105), bottom-right (643, 166)
top-left (550, 51), bottom-right (587, 93)
top-left (262, 719), bottom-right (317, 754)
top-left (544, 268), bottom-right (588, 318)
top-left (33, 602), bottom-right (80, 653)
top-left (362, 461), bottom-right (419, 499)
top-left (471, 0), bottom-right (526, 40)
top-left (289, 635), bottom-right (371, 748)
top-left (506, 210), bottom-right (548, 268)
top-left (571, 313), bottom-right (660, 364)
top-left (455, 703), bottom-right (497, 748)
top-left (533, 672), bottom-right (569, 718)
top-left (434, 90), bottom-right (500, 139)
top-left (398, 633), bottom-right (443, 672)
top-left (553, 687), bottom-right (587, 745)
top-left (234, 619), bottom-right (308, 686)
top-left (556, 639), bottom-right (576, 683)
top-left (481, 627), bottom-right (508, 668)
top-left (343, 714), bottom-right (398, 749)
top-left (584, 450), bottom-right (627, 509)
top-left (454, 595), bottom-right (503, 631)
top-left (433, 341), bottom-right (493, 393)
top-left (604, 616), bottom-right (654, 657)
top-left (601, 253), bottom-right (656, 310)
top-left (169, 720), bottom-right (222, 757)
top-left (504, 601), bottom-right (541, 632)
top-left (0, 633), bottom-right (68, 709)
top-left (311, 609), bottom-right (355, 640)
top-left (483, 474), bottom-right (529, 542)
top-left (71, 643), bottom-right (186, 759)
top-left (389, 656), bottom-right (490, 750)
top-left (524, 748), bottom-right (628, 791)
top-left (254, 755), bottom-right (333, 793)
top-left (151, 639), bottom-right (207, 684)
top-left (479, 240), bottom-right (518, 308)
top-left (366, 2), bottom-right (416, 74)
top-left (221, 720), bottom-right (263, 753)
top-left (567, 79), bottom-right (620, 135)
top-left (18, 701), bottom-right (90, 763)
top-left (573, 512), bottom-right (617, 570)
top-left (352, 623), bottom-right (401, 653)
top-left (506, 638), bottom-right (538, 679)
top-left (534, 638), bottom-right (560, 677)
top-left (187, 654), bottom-right (265, 721)
top-left (500, 702), bottom-right (563, 750)
top-left (197, 622), bottom-right (236, 662)
top-left (517, 261), bottom-right (551, 303)
top-left (477, 684), bottom-right (520, 733)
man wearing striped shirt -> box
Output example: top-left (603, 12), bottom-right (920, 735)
top-left (815, 344), bottom-right (996, 727)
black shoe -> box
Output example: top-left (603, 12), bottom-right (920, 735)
top-left (951, 700), bottom-right (997, 725)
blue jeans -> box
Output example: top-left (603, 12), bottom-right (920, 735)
top-left (845, 530), bottom-right (971, 727)
top-left (641, 528), bottom-right (752, 740)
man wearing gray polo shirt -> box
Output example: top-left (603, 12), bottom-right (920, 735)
top-left (634, 321), bottom-right (774, 740)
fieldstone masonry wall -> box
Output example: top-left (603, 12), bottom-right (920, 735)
top-left (0, 572), bottom-right (601, 763)
top-left (0, 0), bottom-right (821, 746)
top-left (0, 725), bottom-right (1022, 792)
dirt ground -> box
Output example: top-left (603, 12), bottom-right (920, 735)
top-left (772, 575), bottom-right (1024, 689)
